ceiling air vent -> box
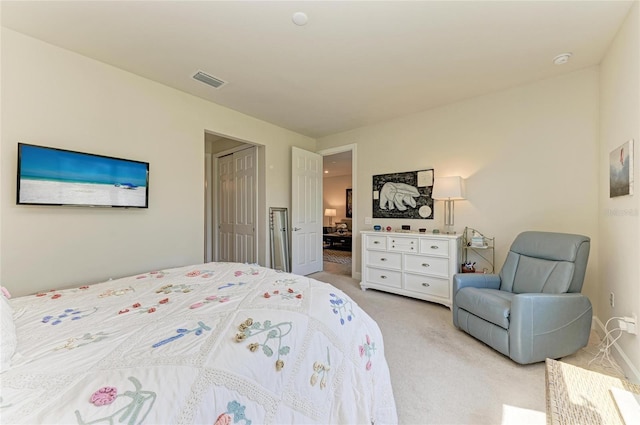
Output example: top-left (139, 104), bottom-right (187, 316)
top-left (193, 71), bottom-right (226, 89)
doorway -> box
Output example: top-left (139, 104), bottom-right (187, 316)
top-left (319, 145), bottom-right (356, 278)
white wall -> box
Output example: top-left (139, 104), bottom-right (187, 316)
top-left (599, 2), bottom-right (640, 381)
top-left (0, 8), bottom-right (3, 287)
top-left (1, 29), bottom-right (314, 296)
top-left (323, 174), bottom-right (352, 225)
top-left (317, 68), bottom-right (600, 305)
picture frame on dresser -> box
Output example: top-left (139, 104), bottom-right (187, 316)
top-left (360, 230), bottom-right (462, 308)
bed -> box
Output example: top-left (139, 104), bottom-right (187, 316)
top-left (0, 262), bottom-right (397, 424)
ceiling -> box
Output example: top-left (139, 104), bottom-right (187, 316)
top-left (323, 151), bottom-right (352, 178)
top-left (1, 1), bottom-right (634, 139)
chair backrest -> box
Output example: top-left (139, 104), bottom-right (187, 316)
top-left (499, 231), bottom-right (590, 294)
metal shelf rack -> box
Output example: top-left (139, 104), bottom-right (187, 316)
top-left (461, 227), bottom-right (495, 273)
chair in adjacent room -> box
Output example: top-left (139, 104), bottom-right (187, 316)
top-left (452, 231), bottom-right (592, 364)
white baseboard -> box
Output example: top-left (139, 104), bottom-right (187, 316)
top-left (593, 316), bottom-right (640, 384)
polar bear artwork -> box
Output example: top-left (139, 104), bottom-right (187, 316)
top-left (372, 168), bottom-right (434, 219)
top-left (379, 182), bottom-right (420, 211)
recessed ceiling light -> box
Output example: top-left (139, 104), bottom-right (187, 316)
top-left (292, 12), bottom-right (308, 26)
top-left (553, 53), bottom-right (572, 65)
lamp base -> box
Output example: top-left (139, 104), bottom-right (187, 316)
top-left (442, 200), bottom-right (457, 234)
top-left (442, 225), bottom-right (456, 235)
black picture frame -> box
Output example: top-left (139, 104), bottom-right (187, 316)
top-left (346, 188), bottom-right (353, 218)
top-left (372, 169), bottom-right (434, 219)
top-left (17, 143), bottom-right (149, 208)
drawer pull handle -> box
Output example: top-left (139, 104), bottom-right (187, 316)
top-left (422, 283), bottom-right (430, 287)
top-left (411, 241), bottom-right (414, 244)
top-left (380, 258), bottom-right (387, 261)
top-left (422, 263), bottom-right (430, 267)
top-left (374, 241), bottom-right (380, 244)
top-left (431, 245), bottom-right (438, 249)
top-left (380, 275), bottom-right (387, 279)
top-left (411, 247), bottom-right (414, 250)
top-left (392, 245), bottom-right (395, 248)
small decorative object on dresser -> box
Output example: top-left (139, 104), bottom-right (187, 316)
top-left (360, 231), bottom-right (462, 308)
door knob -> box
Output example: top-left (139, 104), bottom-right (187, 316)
top-left (293, 227), bottom-right (302, 231)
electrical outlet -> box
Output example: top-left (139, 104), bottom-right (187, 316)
top-left (627, 314), bottom-right (637, 335)
top-left (618, 314), bottom-right (637, 335)
top-left (610, 292), bottom-right (615, 308)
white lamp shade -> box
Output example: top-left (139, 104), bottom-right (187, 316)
top-left (324, 208), bottom-right (337, 217)
top-left (432, 176), bottom-right (465, 200)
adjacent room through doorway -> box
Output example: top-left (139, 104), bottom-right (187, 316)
top-left (322, 150), bottom-right (353, 277)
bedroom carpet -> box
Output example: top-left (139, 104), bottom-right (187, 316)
top-left (309, 271), bottom-right (623, 425)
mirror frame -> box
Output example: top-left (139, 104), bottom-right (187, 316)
top-left (269, 207), bottom-right (291, 272)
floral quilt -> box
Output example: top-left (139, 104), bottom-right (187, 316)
top-left (0, 262), bottom-right (397, 424)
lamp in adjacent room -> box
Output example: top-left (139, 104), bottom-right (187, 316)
top-left (324, 208), bottom-right (337, 226)
top-left (432, 176), bottom-right (465, 234)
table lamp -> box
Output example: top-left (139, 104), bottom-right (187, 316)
top-left (324, 208), bottom-right (337, 226)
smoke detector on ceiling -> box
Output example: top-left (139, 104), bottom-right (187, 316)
top-left (553, 53), bottom-right (572, 65)
top-left (193, 71), bottom-right (226, 89)
top-left (292, 12), bottom-right (308, 26)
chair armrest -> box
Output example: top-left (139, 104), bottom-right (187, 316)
top-left (509, 293), bottom-right (592, 364)
top-left (452, 273), bottom-right (501, 298)
top-left (451, 274), bottom-right (501, 329)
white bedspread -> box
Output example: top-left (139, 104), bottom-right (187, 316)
top-left (1, 262), bottom-right (397, 424)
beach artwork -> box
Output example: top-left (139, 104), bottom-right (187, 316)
top-left (609, 140), bottom-right (634, 198)
top-left (18, 144), bottom-right (149, 207)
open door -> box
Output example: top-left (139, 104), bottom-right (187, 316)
top-left (291, 147), bottom-right (323, 275)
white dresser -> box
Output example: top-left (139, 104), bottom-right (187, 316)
top-left (360, 231), bottom-right (462, 308)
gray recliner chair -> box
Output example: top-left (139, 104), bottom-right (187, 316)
top-left (452, 231), bottom-right (592, 364)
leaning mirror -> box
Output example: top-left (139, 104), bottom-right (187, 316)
top-left (269, 207), bottom-right (290, 272)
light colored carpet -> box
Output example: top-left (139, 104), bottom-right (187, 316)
top-left (322, 260), bottom-right (352, 277)
top-left (308, 271), bottom-right (622, 425)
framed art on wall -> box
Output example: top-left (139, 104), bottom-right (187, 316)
top-left (346, 188), bottom-right (352, 218)
top-left (372, 169), bottom-right (434, 219)
top-left (610, 139), bottom-right (634, 198)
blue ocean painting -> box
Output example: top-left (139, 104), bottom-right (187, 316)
top-left (20, 145), bottom-right (147, 187)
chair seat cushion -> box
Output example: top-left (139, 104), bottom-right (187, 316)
top-left (455, 288), bottom-right (514, 329)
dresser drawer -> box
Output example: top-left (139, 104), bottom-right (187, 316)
top-left (388, 237), bottom-right (418, 253)
top-left (366, 250), bottom-right (402, 270)
top-left (365, 267), bottom-right (402, 288)
top-left (404, 254), bottom-right (449, 277)
top-left (404, 273), bottom-right (449, 299)
top-left (419, 238), bottom-right (449, 257)
top-left (365, 235), bottom-right (387, 250)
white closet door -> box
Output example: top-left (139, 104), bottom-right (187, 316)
top-left (217, 146), bottom-right (257, 264)
top-left (291, 146), bottom-right (322, 275)
top-left (218, 154), bottom-right (235, 262)
top-left (233, 147), bottom-right (256, 264)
